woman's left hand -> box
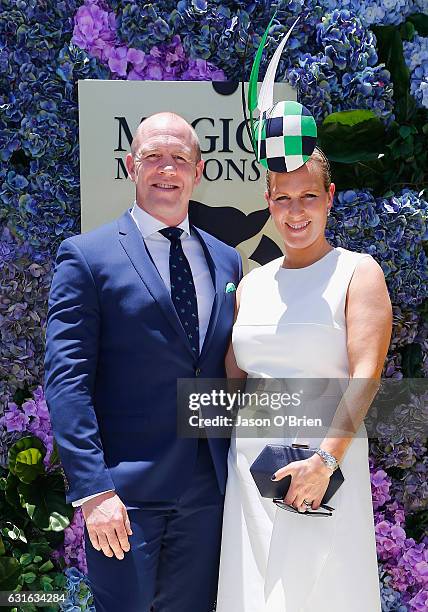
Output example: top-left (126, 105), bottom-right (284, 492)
top-left (272, 453), bottom-right (332, 512)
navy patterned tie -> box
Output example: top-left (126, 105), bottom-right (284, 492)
top-left (159, 227), bottom-right (199, 357)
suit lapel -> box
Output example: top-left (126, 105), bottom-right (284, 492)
top-left (191, 226), bottom-right (225, 361)
top-left (117, 210), bottom-right (195, 359)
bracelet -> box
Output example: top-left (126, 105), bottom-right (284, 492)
top-left (314, 448), bottom-right (339, 473)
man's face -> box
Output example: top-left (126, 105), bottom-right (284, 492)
top-left (126, 117), bottom-right (204, 225)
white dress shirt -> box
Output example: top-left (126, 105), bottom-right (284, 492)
top-left (72, 204), bottom-right (215, 507)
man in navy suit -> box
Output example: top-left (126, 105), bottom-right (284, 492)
top-left (44, 112), bottom-right (242, 611)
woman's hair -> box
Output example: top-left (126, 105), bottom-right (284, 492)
top-left (265, 147), bottom-right (332, 193)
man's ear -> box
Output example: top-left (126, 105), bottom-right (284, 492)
top-left (264, 190), bottom-right (272, 212)
top-left (125, 153), bottom-right (136, 182)
top-left (194, 160), bottom-right (204, 186)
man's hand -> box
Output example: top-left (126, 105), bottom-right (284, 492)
top-left (82, 491), bottom-right (133, 560)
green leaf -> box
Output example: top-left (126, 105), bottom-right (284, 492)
top-left (407, 13), bottom-right (428, 36)
top-left (322, 109), bottom-right (378, 126)
top-left (8, 437), bottom-right (46, 484)
top-left (28, 541), bottom-right (52, 559)
top-left (22, 571), bottom-right (37, 584)
top-left (0, 535), bottom-right (5, 556)
top-left (319, 110), bottom-right (386, 163)
top-left (19, 554), bottom-right (33, 567)
top-left (14, 448), bottom-right (45, 484)
top-left (5, 473), bottom-right (22, 510)
top-left (53, 572), bottom-right (67, 589)
top-left (0, 557), bottom-right (21, 590)
top-left (400, 21), bottom-right (415, 41)
top-left (387, 135), bottom-right (415, 159)
top-left (17, 473), bottom-right (73, 532)
top-left (398, 125), bottom-right (418, 139)
top-left (39, 575), bottom-right (53, 590)
top-left (38, 560), bottom-right (54, 573)
top-left (1, 523), bottom-right (27, 544)
top-left (32, 556), bottom-right (42, 564)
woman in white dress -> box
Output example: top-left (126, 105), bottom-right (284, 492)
top-left (216, 149), bottom-right (392, 612)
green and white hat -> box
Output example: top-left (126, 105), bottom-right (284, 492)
top-left (244, 14), bottom-right (318, 173)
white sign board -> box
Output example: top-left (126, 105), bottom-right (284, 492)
top-left (78, 80), bottom-right (296, 270)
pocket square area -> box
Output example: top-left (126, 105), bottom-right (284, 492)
top-left (225, 282), bottom-right (236, 293)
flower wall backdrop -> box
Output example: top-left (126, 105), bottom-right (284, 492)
top-left (1, 1), bottom-right (427, 610)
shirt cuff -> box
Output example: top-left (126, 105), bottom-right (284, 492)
top-left (71, 489), bottom-right (115, 507)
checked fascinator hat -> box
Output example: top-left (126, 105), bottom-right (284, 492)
top-left (242, 14), bottom-right (318, 174)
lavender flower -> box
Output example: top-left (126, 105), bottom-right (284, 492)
top-left (106, 45), bottom-right (128, 76)
top-left (126, 35), bottom-right (226, 81)
top-left (72, 1), bottom-right (116, 63)
top-left (376, 520), bottom-right (407, 560)
top-left (52, 509), bottom-right (87, 574)
top-left (0, 386), bottom-right (55, 466)
top-left (0, 403), bottom-right (30, 432)
top-left (371, 469), bottom-right (392, 510)
top-left (408, 589), bottom-right (428, 612)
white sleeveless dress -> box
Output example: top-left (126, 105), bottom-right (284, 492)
top-left (216, 247), bottom-right (382, 612)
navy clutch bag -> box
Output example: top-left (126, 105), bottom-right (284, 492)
top-left (250, 444), bottom-right (344, 504)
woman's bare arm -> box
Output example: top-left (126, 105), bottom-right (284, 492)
top-left (225, 280), bottom-right (247, 379)
top-left (319, 256), bottom-right (393, 461)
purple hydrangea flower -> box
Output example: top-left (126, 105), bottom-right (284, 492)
top-left (371, 469), bottom-right (392, 509)
top-left (72, 1), bottom-right (116, 63)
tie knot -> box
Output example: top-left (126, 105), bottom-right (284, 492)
top-left (159, 227), bottom-right (184, 243)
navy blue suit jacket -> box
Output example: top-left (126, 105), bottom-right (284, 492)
top-left (44, 209), bottom-right (242, 504)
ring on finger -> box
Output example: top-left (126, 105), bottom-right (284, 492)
top-left (303, 499), bottom-right (313, 507)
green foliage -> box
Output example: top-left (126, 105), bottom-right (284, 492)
top-left (8, 437), bottom-right (46, 484)
top-left (0, 557), bottom-right (21, 590)
top-left (406, 13), bottom-right (428, 37)
top-left (328, 21), bottom-right (428, 195)
top-left (318, 109), bottom-right (386, 163)
top-left (354, 22), bottom-right (428, 194)
top-left (0, 435), bottom-right (74, 604)
top-left (17, 473), bottom-right (73, 532)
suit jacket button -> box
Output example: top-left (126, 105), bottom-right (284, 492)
top-left (195, 367), bottom-right (201, 377)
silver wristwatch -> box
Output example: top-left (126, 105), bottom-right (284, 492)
top-left (314, 448), bottom-right (339, 473)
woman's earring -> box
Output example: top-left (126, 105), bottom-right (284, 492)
top-left (327, 209), bottom-right (331, 217)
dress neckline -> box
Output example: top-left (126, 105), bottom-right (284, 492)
top-left (277, 247), bottom-right (338, 272)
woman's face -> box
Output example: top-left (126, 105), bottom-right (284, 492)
top-left (265, 163), bottom-right (335, 251)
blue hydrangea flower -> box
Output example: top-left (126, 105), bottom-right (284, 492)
top-left (403, 35), bottom-right (428, 110)
top-left (62, 567), bottom-right (95, 611)
top-left (327, 189), bottom-right (428, 306)
top-left (317, 0), bottom-right (413, 27)
top-left (316, 9), bottom-right (378, 71)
